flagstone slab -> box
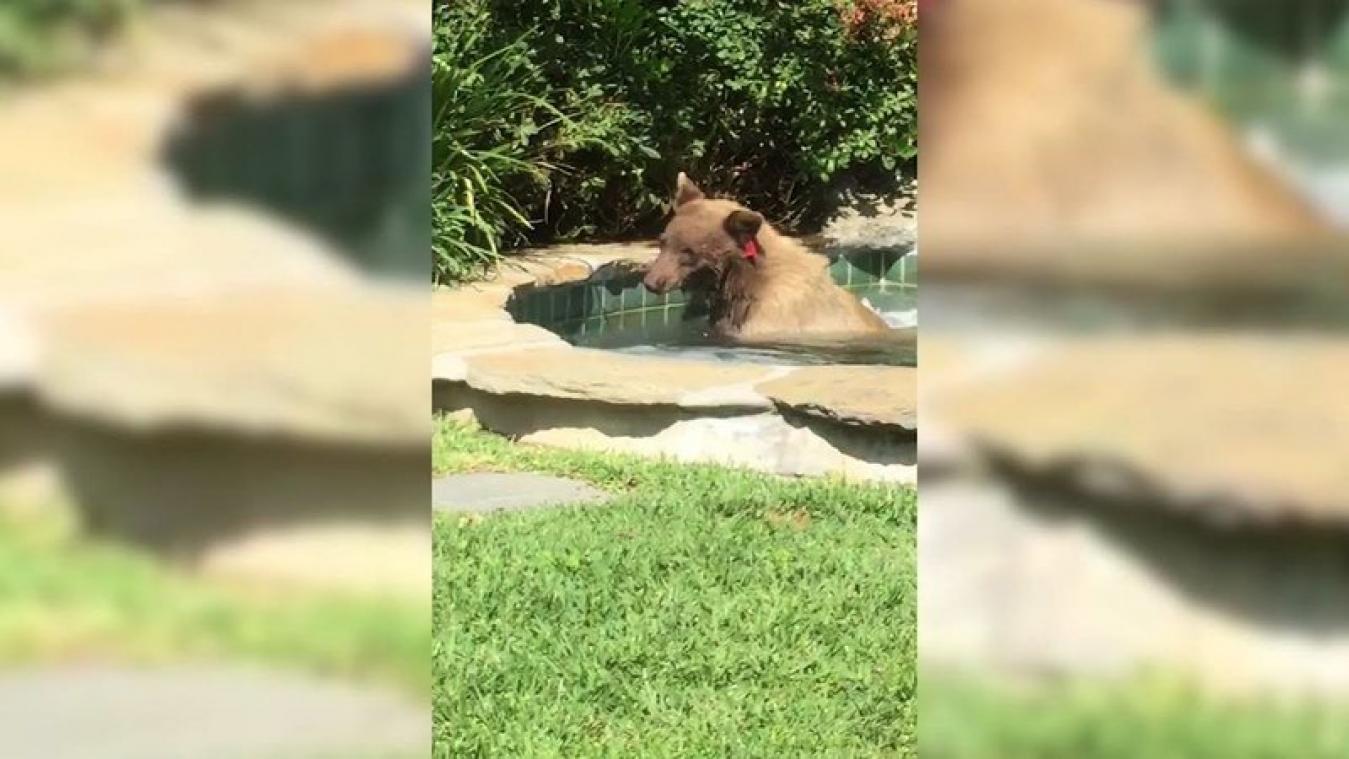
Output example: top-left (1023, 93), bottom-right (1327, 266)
top-left (757, 365), bottom-right (916, 430)
top-left (462, 348), bottom-right (780, 409)
top-left (931, 333), bottom-right (1349, 526)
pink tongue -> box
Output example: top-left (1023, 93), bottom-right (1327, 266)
top-left (742, 239), bottom-right (760, 261)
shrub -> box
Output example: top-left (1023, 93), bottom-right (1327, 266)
top-left (435, 0), bottom-right (918, 282)
top-left (432, 1), bottom-right (551, 283)
top-left (475, 0), bottom-right (916, 237)
top-left (432, 0), bottom-right (630, 283)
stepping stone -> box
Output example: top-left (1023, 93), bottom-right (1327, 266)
top-left (0, 665), bottom-right (426, 759)
top-left (433, 472), bottom-right (608, 514)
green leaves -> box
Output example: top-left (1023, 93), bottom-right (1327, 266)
top-left (435, 0), bottom-right (917, 282)
top-left (432, 2), bottom-right (565, 283)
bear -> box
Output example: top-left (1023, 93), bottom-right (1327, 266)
top-left (642, 173), bottom-right (892, 341)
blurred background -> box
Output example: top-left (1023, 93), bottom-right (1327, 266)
top-left (0, 1), bottom-right (429, 757)
top-left (920, 0), bottom-right (1349, 756)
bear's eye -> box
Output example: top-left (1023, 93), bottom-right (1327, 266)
top-left (679, 247), bottom-right (697, 262)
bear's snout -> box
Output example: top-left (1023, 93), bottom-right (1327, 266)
top-left (642, 272), bottom-right (673, 294)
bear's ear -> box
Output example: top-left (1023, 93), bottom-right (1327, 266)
top-left (674, 172), bottom-right (705, 207)
top-left (723, 209), bottom-right (763, 245)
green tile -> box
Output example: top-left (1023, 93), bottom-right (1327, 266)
top-left (579, 286), bottom-right (596, 318)
top-left (606, 285), bottom-right (628, 315)
top-left (546, 290), bottom-right (559, 324)
top-left (565, 286), bottom-right (584, 321)
top-left (621, 286), bottom-right (639, 312)
top-left (589, 286), bottom-right (601, 315)
top-left (880, 251), bottom-right (903, 282)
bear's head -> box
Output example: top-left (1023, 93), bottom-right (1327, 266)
top-left (642, 173), bottom-right (765, 295)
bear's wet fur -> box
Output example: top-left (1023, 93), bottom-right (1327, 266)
top-left (642, 173), bottom-right (891, 341)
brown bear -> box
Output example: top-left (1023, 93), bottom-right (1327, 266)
top-left (642, 173), bottom-right (892, 341)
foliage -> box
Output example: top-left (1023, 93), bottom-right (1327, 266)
top-left (0, 0), bottom-right (141, 78)
top-left (433, 0), bottom-right (639, 284)
top-left (432, 418), bottom-right (917, 756)
top-left (434, 0), bottom-right (917, 283)
top-left (433, 1), bottom-right (556, 283)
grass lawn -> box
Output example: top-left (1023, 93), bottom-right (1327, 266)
top-left (0, 500), bottom-right (428, 694)
top-left (433, 418), bottom-right (917, 757)
top-left (922, 673), bottom-right (1349, 758)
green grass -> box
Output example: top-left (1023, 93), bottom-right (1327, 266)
top-left (433, 419), bottom-right (916, 757)
top-left (0, 503), bottom-right (427, 694)
top-left (922, 673), bottom-right (1349, 758)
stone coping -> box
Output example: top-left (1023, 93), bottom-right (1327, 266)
top-left (433, 245), bottom-right (916, 432)
top-left (925, 332), bottom-right (1349, 528)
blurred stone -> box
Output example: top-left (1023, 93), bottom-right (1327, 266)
top-left (921, 474), bottom-right (1349, 696)
top-left (0, 308), bottom-right (37, 390)
top-left (26, 289), bottom-right (429, 593)
top-left (0, 0), bottom-right (431, 597)
top-left (922, 0), bottom-right (1333, 279)
top-left (49, 416), bottom-right (427, 593)
top-left (931, 333), bottom-right (1349, 526)
top-left (37, 289), bottom-right (426, 445)
top-left (0, 665), bottom-right (426, 759)
top-left (2, 200), bottom-right (358, 314)
top-left (199, 522), bottom-right (430, 597)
